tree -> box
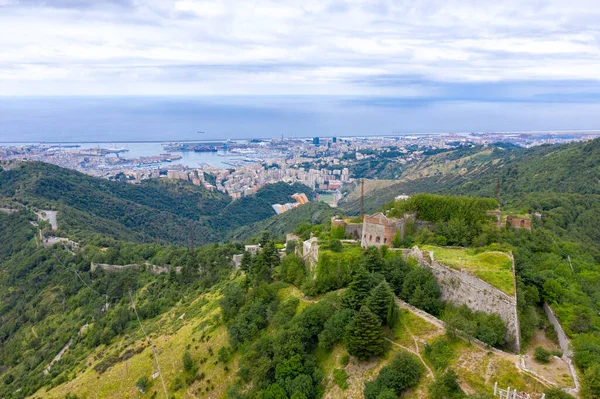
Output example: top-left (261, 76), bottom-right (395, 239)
top-left (362, 247), bottom-right (385, 273)
top-left (345, 306), bottom-right (385, 360)
top-left (366, 281), bottom-right (395, 325)
top-left (280, 254), bottom-right (307, 287)
top-left (583, 363), bottom-right (600, 399)
top-left (264, 383), bottom-right (289, 399)
top-left (401, 268), bottom-right (442, 315)
top-left (318, 308), bottom-right (355, 351)
top-left (328, 239), bottom-right (343, 252)
top-left (342, 267), bottom-right (373, 310)
top-left (183, 349), bottom-right (195, 373)
top-left (220, 282), bottom-right (245, 322)
top-left (376, 389), bottom-right (397, 399)
top-left (429, 369), bottom-right (464, 399)
top-left (364, 351), bottom-right (424, 399)
top-left (136, 376), bottom-right (150, 393)
top-left (240, 251), bottom-right (253, 272)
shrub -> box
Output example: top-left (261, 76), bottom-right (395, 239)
top-left (136, 376), bottom-right (150, 393)
top-left (428, 369), bottom-right (464, 399)
top-left (333, 368), bottom-right (349, 390)
top-left (218, 346), bottom-right (231, 363)
top-left (534, 346), bottom-right (551, 363)
top-left (318, 308), bottom-right (355, 351)
top-left (363, 351), bottom-right (424, 399)
top-left (183, 349), bottom-right (195, 373)
top-left (423, 338), bottom-right (454, 371)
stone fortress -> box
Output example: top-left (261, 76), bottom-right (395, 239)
top-left (304, 211), bottom-right (524, 351)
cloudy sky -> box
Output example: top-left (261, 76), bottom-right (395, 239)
top-left (1, 0), bottom-right (600, 99)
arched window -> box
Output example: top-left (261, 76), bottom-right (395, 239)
top-left (520, 220), bottom-right (525, 227)
top-left (369, 235), bottom-right (372, 241)
top-left (384, 238), bottom-right (387, 243)
top-left (376, 236), bottom-right (381, 243)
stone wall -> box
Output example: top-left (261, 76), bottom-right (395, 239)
top-left (506, 216), bottom-right (531, 230)
top-left (344, 223), bottom-right (363, 240)
top-left (360, 212), bottom-right (415, 248)
top-left (302, 237), bottom-right (320, 271)
top-left (405, 246), bottom-right (521, 352)
top-left (91, 263), bottom-right (181, 275)
top-left (543, 302), bottom-right (580, 394)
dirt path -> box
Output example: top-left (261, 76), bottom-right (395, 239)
top-left (384, 337), bottom-right (434, 378)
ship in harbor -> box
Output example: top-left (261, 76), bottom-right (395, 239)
top-left (193, 144), bottom-right (219, 152)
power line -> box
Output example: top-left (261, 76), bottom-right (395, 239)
top-left (53, 251), bottom-right (169, 398)
top-left (129, 290), bottom-right (169, 399)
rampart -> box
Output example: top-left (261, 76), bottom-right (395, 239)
top-left (91, 263), bottom-right (181, 275)
top-left (544, 302), bottom-right (580, 394)
top-left (403, 246), bottom-right (521, 352)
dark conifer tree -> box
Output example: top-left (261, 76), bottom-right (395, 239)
top-left (342, 266), bottom-right (373, 310)
top-left (345, 306), bottom-right (385, 360)
top-left (366, 281), bottom-right (394, 325)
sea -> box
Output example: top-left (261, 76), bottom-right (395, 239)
top-left (2, 96), bottom-right (600, 144)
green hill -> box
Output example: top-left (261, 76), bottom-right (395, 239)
top-left (230, 201), bottom-right (335, 242)
top-left (0, 162), bottom-right (313, 246)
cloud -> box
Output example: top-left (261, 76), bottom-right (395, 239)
top-left (1, 0), bottom-right (600, 96)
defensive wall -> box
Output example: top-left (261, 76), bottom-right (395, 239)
top-left (91, 262), bottom-right (181, 275)
top-left (403, 246), bottom-right (521, 352)
top-left (544, 302), bottom-right (580, 394)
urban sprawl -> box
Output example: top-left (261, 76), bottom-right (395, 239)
top-left (2, 132), bottom-right (598, 208)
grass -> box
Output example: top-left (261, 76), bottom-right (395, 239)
top-left (34, 289), bottom-right (237, 399)
top-left (422, 245), bottom-right (515, 296)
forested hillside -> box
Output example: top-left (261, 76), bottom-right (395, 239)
top-left (341, 139), bottom-right (600, 214)
top-left (0, 162), bottom-right (313, 245)
top-left (3, 139), bottom-right (600, 399)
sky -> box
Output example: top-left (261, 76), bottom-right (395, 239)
top-left (1, 0), bottom-right (600, 100)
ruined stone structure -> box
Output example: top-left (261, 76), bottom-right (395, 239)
top-left (331, 217), bottom-right (363, 240)
top-left (403, 246), bottom-right (521, 352)
top-left (506, 215), bottom-right (531, 230)
top-left (302, 236), bottom-right (320, 270)
top-left (360, 212), bottom-right (415, 248)
top-left (90, 262), bottom-right (181, 275)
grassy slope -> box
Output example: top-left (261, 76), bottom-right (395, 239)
top-left (422, 245), bottom-right (515, 296)
top-left (34, 288), bottom-right (233, 399)
top-left (36, 283), bottom-right (551, 399)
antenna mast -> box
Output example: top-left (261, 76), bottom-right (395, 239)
top-left (360, 178), bottom-right (365, 218)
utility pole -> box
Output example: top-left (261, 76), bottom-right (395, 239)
top-left (360, 178), bottom-right (365, 218)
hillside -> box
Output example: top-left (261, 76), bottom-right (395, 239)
top-left (0, 162), bottom-right (313, 246)
top-left (342, 140), bottom-right (600, 212)
top-left (230, 202), bottom-right (336, 242)
top-left (3, 141), bottom-right (600, 399)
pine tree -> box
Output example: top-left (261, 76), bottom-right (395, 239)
top-left (240, 251), bottom-right (253, 273)
top-left (342, 266), bottom-right (373, 310)
top-left (361, 247), bottom-right (385, 273)
top-left (345, 306), bottom-right (385, 360)
top-left (367, 281), bottom-right (394, 324)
